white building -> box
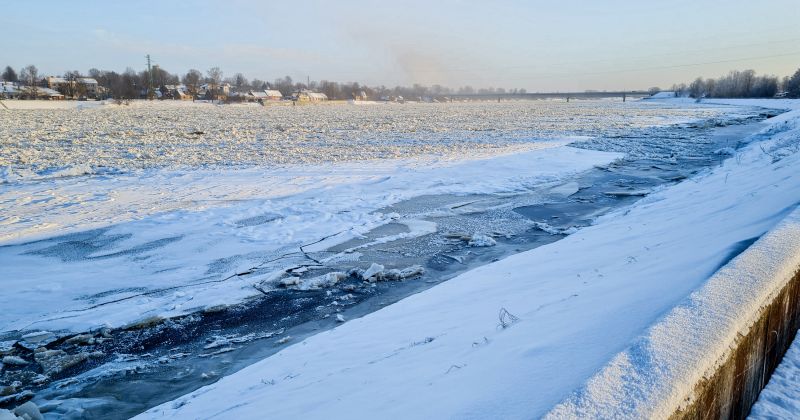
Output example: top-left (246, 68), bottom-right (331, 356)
top-left (265, 89), bottom-right (283, 100)
top-left (1, 82), bottom-right (21, 98)
top-left (294, 90), bottom-right (328, 102)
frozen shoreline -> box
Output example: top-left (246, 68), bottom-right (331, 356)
top-left (135, 100), bottom-right (800, 418)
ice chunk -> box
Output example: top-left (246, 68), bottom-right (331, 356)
top-left (20, 331), bottom-right (54, 345)
top-left (1, 356), bottom-right (27, 366)
top-left (384, 265), bottom-right (425, 281)
top-left (34, 349), bottom-right (102, 376)
top-left (281, 272), bottom-right (347, 290)
top-left (362, 263), bottom-right (385, 282)
top-left (549, 181), bottom-right (580, 197)
top-left (468, 234), bottom-right (497, 247)
top-left (13, 402), bottom-right (43, 420)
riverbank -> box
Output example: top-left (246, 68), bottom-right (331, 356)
top-left (133, 100), bottom-right (800, 418)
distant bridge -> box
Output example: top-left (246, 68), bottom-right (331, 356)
top-left (448, 91), bottom-right (651, 101)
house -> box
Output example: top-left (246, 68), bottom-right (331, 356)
top-left (0, 82), bottom-right (21, 99)
top-left (265, 89), bottom-right (283, 100)
top-left (46, 76), bottom-right (70, 91)
top-left (46, 76), bottom-right (103, 98)
top-left (164, 84), bottom-right (194, 100)
top-left (20, 86), bottom-right (64, 100)
top-left (293, 89), bottom-right (328, 102)
top-left (248, 90), bottom-right (269, 101)
top-left (174, 89), bottom-right (194, 100)
top-left (200, 82), bottom-right (231, 99)
top-left (79, 78), bottom-right (99, 96)
top-left (353, 90), bottom-right (368, 101)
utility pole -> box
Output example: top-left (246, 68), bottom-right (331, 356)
top-left (146, 54), bottom-right (154, 100)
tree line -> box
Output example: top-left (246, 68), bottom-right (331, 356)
top-left (1, 63), bottom-right (529, 101)
top-left (5, 63), bottom-right (799, 101)
top-left (667, 67), bottom-right (800, 99)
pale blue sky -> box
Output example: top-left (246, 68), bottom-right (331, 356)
top-left (4, 0), bottom-right (799, 90)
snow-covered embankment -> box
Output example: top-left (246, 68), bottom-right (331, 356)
top-left (139, 103), bottom-right (800, 418)
top-left (547, 101), bottom-right (800, 419)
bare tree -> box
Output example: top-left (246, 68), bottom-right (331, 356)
top-left (232, 73), bottom-right (248, 92)
top-left (20, 65), bottom-right (39, 99)
top-left (182, 69), bottom-right (202, 100)
top-left (787, 68), bottom-right (800, 98)
top-left (688, 77), bottom-right (705, 98)
top-left (60, 70), bottom-right (85, 99)
top-left (206, 67), bottom-right (223, 100)
top-left (250, 78), bottom-right (267, 91)
top-left (274, 75), bottom-right (293, 96)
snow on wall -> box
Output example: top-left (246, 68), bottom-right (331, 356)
top-left (138, 105), bottom-right (800, 419)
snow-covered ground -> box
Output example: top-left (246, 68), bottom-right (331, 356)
top-left (0, 99), bottom-right (106, 110)
top-left (749, 332), bottom-right (800, 419)
top-left (133, 101), bottom-right (800, 419)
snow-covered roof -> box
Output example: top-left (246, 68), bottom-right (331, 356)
top-left (249, 91), bottom-right (268, 98)
top-left (80, 78), bottom-right (98, 85)
top-left (40, 87), bottom-right (64, 97)
top-left (296, 90), bottom-right (327, 100)
top-left (1, 82), bottom-right (19, 94)
top-left (165, 84), bottom-right (188, 92)
top-left (265, 90), bottom-right (283, 97)
top-left (47, 77), bottom-right (68, 84)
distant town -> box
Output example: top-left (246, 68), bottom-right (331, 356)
top-left (1, 61), bottom-right (799, 103)
top-left (0, 61), bottom-right (537, 104)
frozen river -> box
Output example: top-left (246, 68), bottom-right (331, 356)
top-left (1, 100), bottom-right (733, 173)
top-left (0, 99), bottom-right (781, 417)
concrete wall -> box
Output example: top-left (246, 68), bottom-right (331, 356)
top-left (671, 269), bottom-right (800, 419)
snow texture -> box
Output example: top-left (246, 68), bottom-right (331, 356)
top-left (0, 122), bottom-right (620, 333)
top-left (749, 332), bottom-right (800, 419)
top-left (138, 101), bottom-right (800, 419)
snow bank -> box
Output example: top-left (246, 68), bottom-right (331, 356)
top-left (138, 104), bottom-right (800, 419)
top-left (546, 205), bottom-right (800, 419)
top-left (646, 91), bottom-right (677, 99)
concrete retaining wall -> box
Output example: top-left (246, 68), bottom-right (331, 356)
top-left (671, 269), bottom-right (800, 419)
